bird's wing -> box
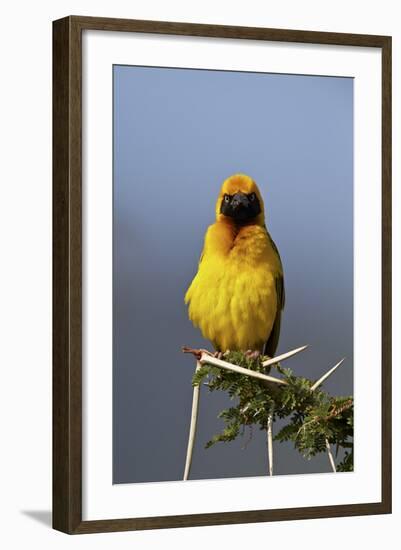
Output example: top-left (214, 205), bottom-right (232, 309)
top-left (197, 249), bottom-right (204, 267)
top-left (263, 230), bottom-right (285, 358)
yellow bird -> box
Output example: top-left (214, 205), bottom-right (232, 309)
top-left (185, 174), bottom-right (285, 356)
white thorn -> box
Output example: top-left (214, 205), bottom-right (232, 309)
top-left (262, 345), bottom-right (308, 367)
top-left (309, 358), bottom-right (345, 473)
top-left (310, 358), bottom-right (346, 392)
top-left (325, 438), bottom-right (337, 472)
top-left (267, 414), bottom-right (274, 476)
top-left (183, 361), bottom-right (202, 480)
top-left (200, 353), bottom-right (288, 385)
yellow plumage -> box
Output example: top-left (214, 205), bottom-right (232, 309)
top-left (185, 174), bottom-right (284, 353)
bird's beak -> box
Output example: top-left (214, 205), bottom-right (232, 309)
top-left (231, 193), bottom-right (250, 210)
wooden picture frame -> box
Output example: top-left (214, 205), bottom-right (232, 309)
top-left (53, 15), bottom-right (392, 534)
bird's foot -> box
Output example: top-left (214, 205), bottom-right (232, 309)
top-left (244, 350), bottom-right (261, 360)
top-left (182, 346), bottom-right (214, 361)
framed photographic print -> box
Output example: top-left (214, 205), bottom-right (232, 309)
top-left (52, 16), bottom-right (392, 534)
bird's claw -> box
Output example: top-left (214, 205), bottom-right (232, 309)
top-left (244, 350), bottom-right (261, 360)
top-left (182, 346), bottom-right (214, 361)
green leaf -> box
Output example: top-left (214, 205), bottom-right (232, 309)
top-left (197, 350), bottom-right (353, 470)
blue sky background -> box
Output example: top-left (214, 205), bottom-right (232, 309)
top-left (113, 65), bottom-right (353, 483)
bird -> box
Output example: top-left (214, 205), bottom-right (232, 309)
top-left (185, 173), bottom-right (285, 357)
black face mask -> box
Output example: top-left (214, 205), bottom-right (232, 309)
top-left (220, 192), bottom-right (261, 223)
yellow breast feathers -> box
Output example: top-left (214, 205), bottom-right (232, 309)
top-left (185, 174), bottom-right (284, 353)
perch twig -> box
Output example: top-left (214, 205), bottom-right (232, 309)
top-left (182, 347), bottom-right (294, 480)
top-left (183, 346), bottom-right (348, 479)
top-left (183, 361), bottom-right (202, 481)
top-left (199, 353), bottom-right (288, 385)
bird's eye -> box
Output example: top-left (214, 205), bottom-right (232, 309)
top-left (224, 194), bottom-right (230, 203)
top-left (249, 193), bottom-right (256, 201)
